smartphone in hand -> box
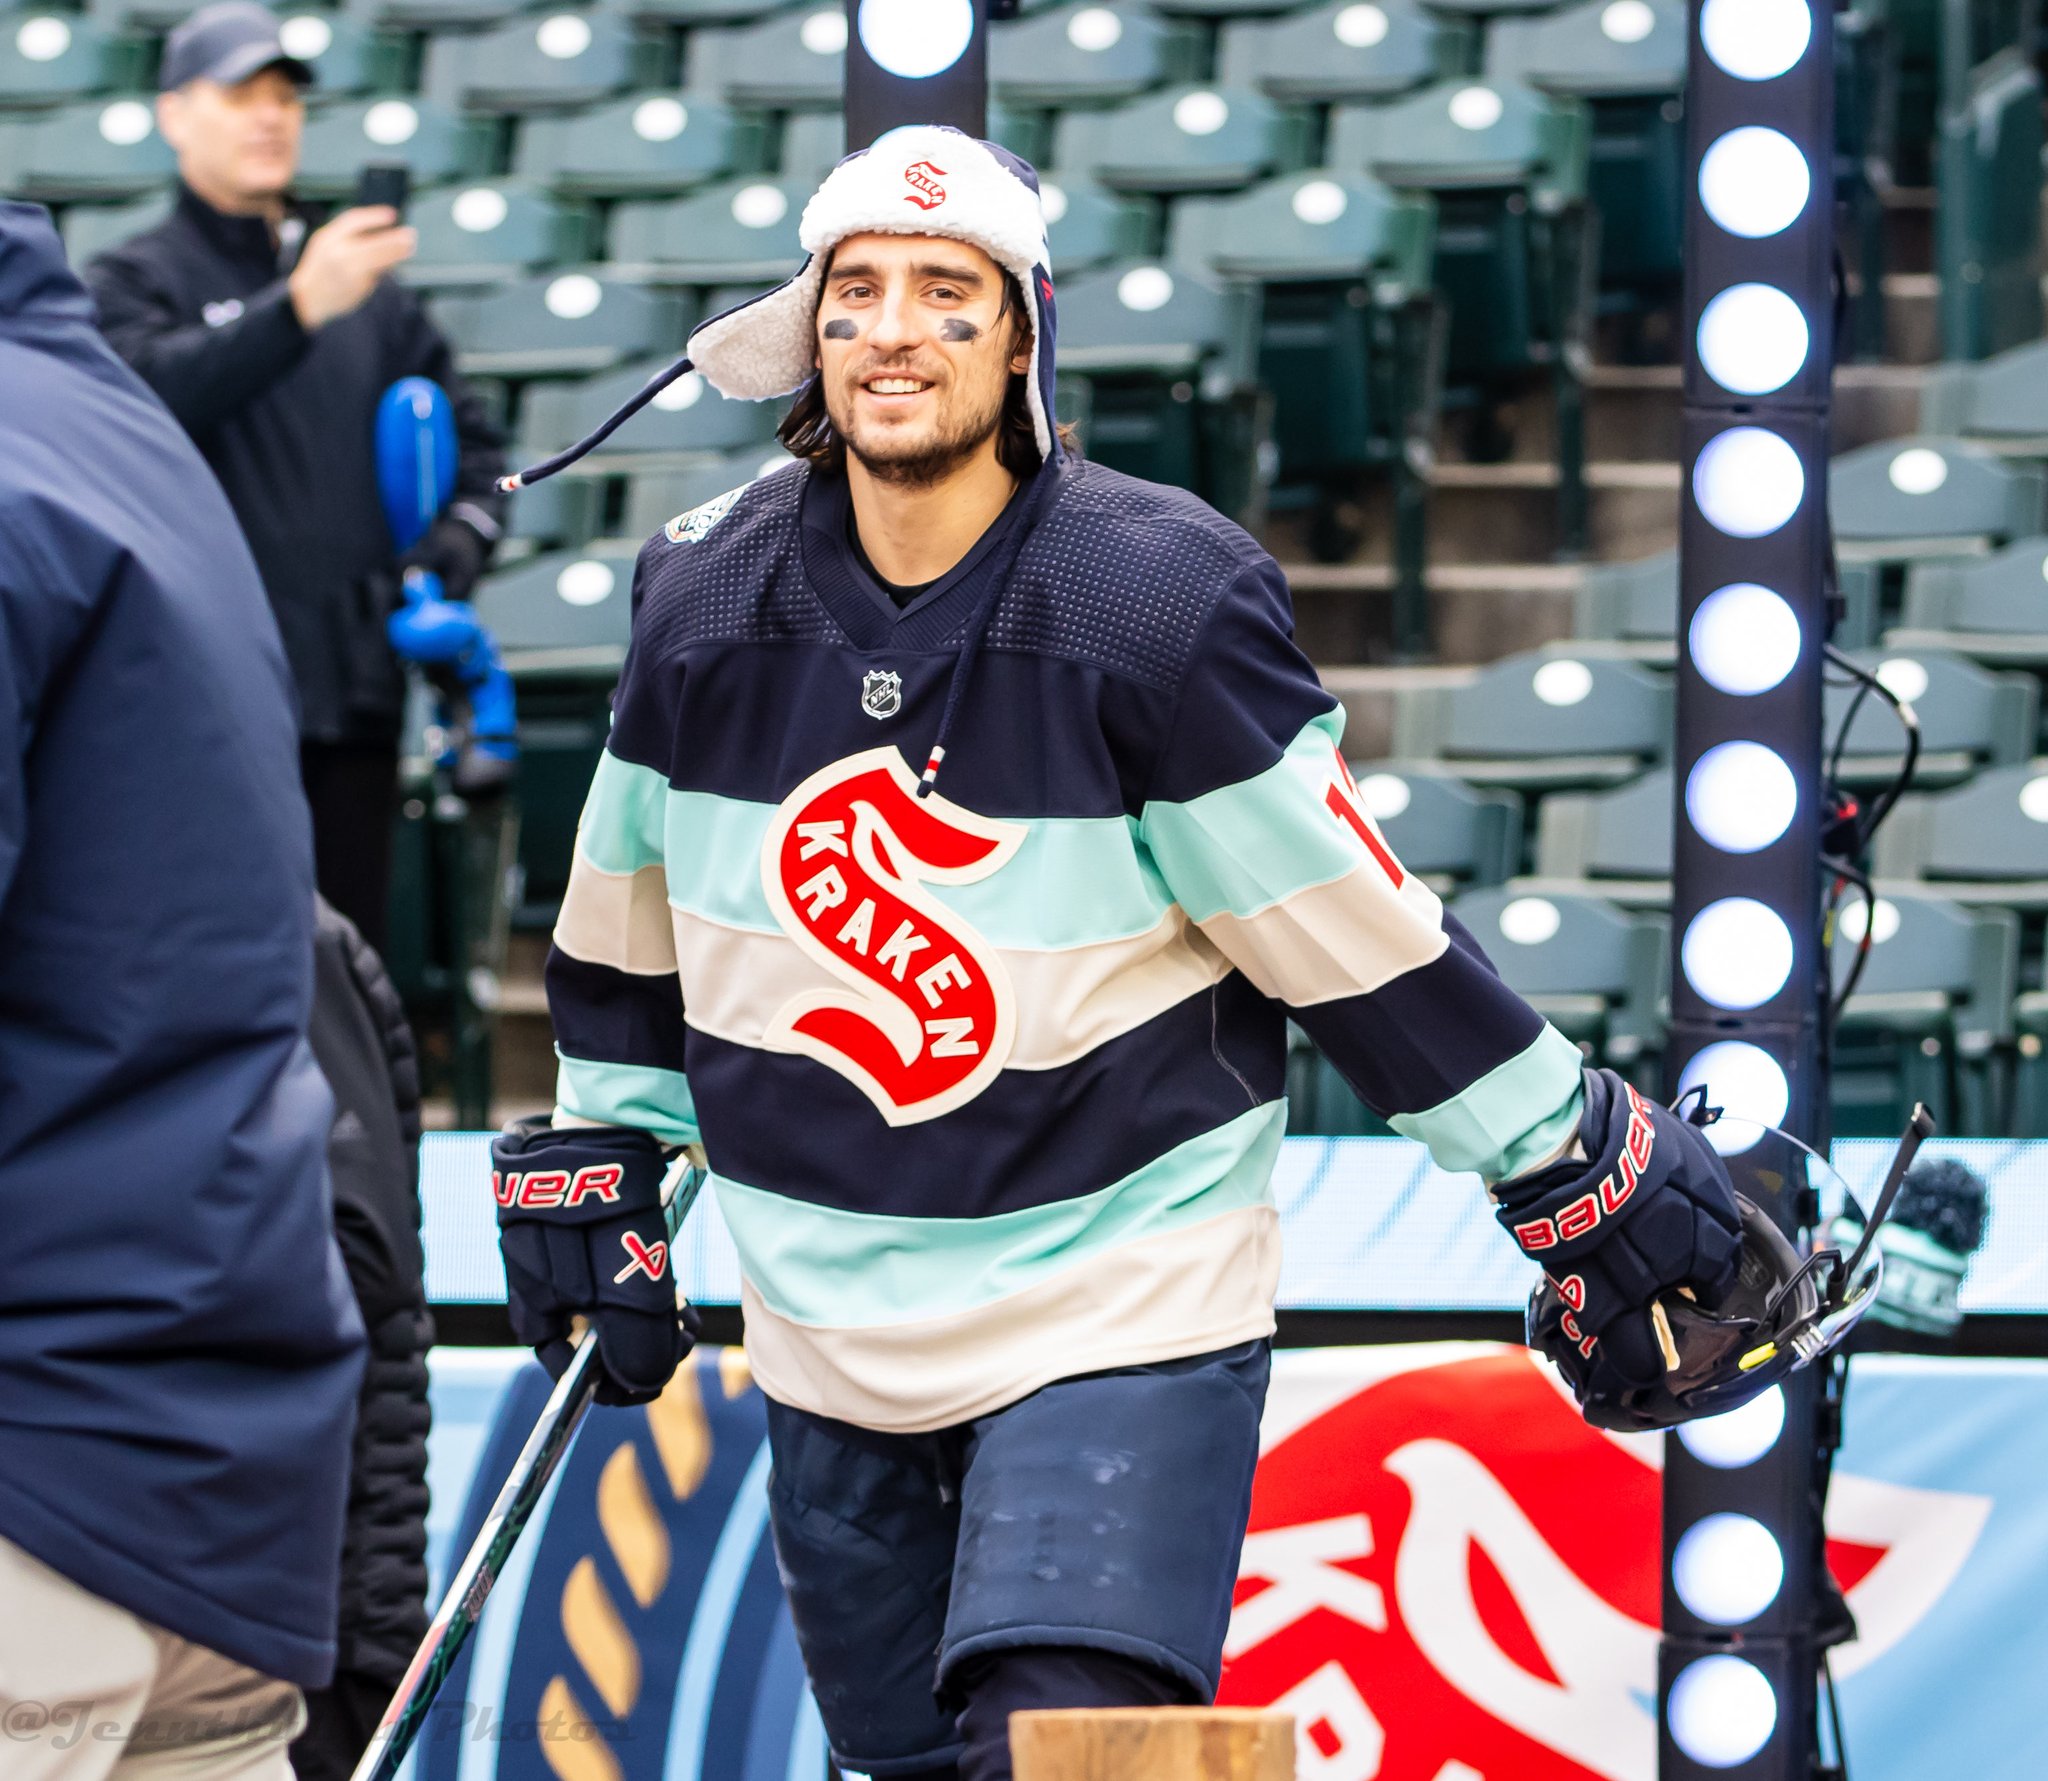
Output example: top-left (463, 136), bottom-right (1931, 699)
top-left (354, 162), bottom-right (411, 220)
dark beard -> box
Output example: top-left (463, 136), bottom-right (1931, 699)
top-left (837, 384), bottom-right (1007, 490)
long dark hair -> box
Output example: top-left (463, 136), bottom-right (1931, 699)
top-left (776, 269), bottom-right (1067, 477)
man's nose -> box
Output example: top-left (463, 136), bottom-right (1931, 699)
top-left (866, 284), bottom-right (924, 355)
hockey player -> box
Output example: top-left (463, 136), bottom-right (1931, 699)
top-left (491, 131), bottom-right (1745, 1780)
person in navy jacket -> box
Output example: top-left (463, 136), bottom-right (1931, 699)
top-left (0, 199), bottom-right (364, 1773)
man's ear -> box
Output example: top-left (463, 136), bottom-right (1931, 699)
top-left (156, 89), bottom-right (186, 153)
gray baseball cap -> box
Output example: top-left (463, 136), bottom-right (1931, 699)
top-left (159, 2), bottom-right (315, 91)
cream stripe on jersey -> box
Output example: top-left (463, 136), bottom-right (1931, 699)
top-left (669, 901), bottom-right (1234, 1072)
top-left (554, 852), bottom-right (676, 974)
top-left (1195, 855), bottom-right (1449, 1008)
top-left (737, 1204), bottom-right (1282, 1432)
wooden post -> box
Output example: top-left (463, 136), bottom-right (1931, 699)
top-left (1010, 1708), bottom-right (1295, 1781)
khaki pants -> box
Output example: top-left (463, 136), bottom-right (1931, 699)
top-left (0, 1536), bottom-right (305, 1779)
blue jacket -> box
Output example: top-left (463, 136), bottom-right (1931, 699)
top-left (0, 202), bottom-right (364, 1687)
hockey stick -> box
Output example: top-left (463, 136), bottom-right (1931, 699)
top-left (348, 1165), bottom-right (704, 1781)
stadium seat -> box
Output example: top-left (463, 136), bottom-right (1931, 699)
top-left (501, 471), bottom-right (602, 552)
top-left (422, 8), bottom-right (663, 113)
top-left (1894, 535), bottom-right (2048, 664)
top-left (778, 107), bottom-right (843, 184)
top-left (1392, 649), bottom-right (1671, 790)
top-left (5, 96), bottom-right (171, 199)
top-left (619, 448), bottom-right (795, 538)
top-left (271, 10), bottom-right (390, 97)
top-left (401, 179), bottom-right (597, 286)
top-left (1172, 169), bottom-right (1437, 582)
top-left (1485, 0), bottom-right (1685, 293)
top-left (59, 188), bottom-right (170, 265)
top-left (690, 5), bottom-right (845, 110)
top-left (1449, 886), bottom-right (1666, 1067)
top-left (514, 90), bottom-right (755, 197)
top-left (1525, 766), bottom-right (1671, 904)
top-left (1920, 336), bottom-right (2048, 449)
top-left (1871, 762), bottom-right (2048, 908)
top-left (1934, 42), bottom-right (2043, 360)
top-left (353, 0), bottom-right (525, 30)
top-left (516, 357), bottom-right (778, 466)
top-left (432, 269), bottom-right (692, 375)
top-left (627, 0), bottom-right (793, 18)
top-left (1038, 174), bottom-right (1151, 273)
top-left (990, 2), bottom-right (1204, 110)
top-left (1055, 84), bottom-right (1313, 195)
top-left (1217, 0), bottom-right (1475, 106)
top-left (1572, 548), bottom-right (1675, 652)
top-left (0, 10), bottom-right (136, 109)
top-left (296, 97), bottom-right (488, 196)
top-left (1345, 762), bottom-right (1523, 889)
top-left (1329, 78), bottom-right (1593, 545)
top-left (1053, 257), bottom-right (1261, 510)
top-left (1827, 890), bottom-right (2017, 1136)
top-left (1823, 647), bottom-right (2036, 789)
top-left (1831, 437), bottom-right (2048, 563)
top-left (605, 174), bottom-right (807, 280)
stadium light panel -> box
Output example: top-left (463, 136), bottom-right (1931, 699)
top-left (1697, 283), bottom-right (1810, 395)
top-left (857, 0), bottom-right (974, 78)
top-left (1673, 1514), bottom-right (1787, 1625)
top-left (1668, 1655), bottom-right (1780, 1767)
top-left (1698, 0), bottom-right (1812, 79)
top-left (1676, 1042), bottom-right (1791, 1147)
top-left (1698, 128), bottom-right (1810, 237)
top-left (1682, 898), bottom-right (1795, 1008)
top-left (1693, 426), bottom-right (1805, 537)
top-left (1690, 583), bottom-right (1802, 694)
top-left (1677, 1384), bottom-right (1788, 1469)
top-left (1686, 741), bottom-right (1798, 853)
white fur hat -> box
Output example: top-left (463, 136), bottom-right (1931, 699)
top-left (686, 124), bottom-right (1062, 461)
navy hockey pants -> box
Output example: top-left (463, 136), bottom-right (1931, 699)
top-left (762, 1340), bottom-right (1271, 1779)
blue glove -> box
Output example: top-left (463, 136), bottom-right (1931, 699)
top-left (491, 1116), bottom-right (698, 1407)
top-left (388, 568), bottom-right (485, 667)
top-left (1495, 1068), bottom-right (1744, 1393)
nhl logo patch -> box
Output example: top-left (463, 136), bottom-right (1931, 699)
top-left (860, 669), bottom-right (902, 720)
top-left (664, 483), bottom-right (747, 544)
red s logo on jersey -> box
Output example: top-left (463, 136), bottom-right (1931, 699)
top-left (760, 747), bottom-right (1022, 1125)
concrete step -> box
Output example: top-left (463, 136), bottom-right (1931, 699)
top-left (1283, 561), bottom-right (1580, 666)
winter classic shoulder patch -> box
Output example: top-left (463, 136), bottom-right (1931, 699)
top-left (665, 483), bottom-right (749, 544)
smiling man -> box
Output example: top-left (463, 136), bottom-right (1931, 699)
top-left (489, 127), bottom-right (1743, 1780)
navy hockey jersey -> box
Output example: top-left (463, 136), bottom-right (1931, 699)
top-left (546, 452), bottom-right (1584, 1431)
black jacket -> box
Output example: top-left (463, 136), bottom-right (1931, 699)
top-left (309, 898), bottom-right (434, 1685)
top-left (85, 183), bottom-right (505, 744)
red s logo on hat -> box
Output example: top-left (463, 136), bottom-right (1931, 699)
top-left (903, 160), bottom-right (948, 210)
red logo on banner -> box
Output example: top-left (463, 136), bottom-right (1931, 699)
top-left (1219, 1349), bottom-right (1914, 1781)
top-left (760, 747), bottom-right (1021, 1124)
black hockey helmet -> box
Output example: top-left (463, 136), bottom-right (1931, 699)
top-left (1530, 1104), bottom-right (1935, 1433)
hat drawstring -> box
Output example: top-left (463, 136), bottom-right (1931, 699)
top-left (497, 355), bottom-right (695, 492)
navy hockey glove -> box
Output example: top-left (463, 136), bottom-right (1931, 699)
top-left (399, 513), bottom-right (490, 602)
top-left (1495, 1068), bottom-right (1744, 1397)
top-left (491, 1116), bottom-right (698, 1407)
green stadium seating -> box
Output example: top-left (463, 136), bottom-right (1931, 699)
top-left (1485, 0), bottom-right (1685, 293)
top-left (1173, 169), bottom-right (1437, 588)
top-left (690, 4), bottom-right (844, 110)
top-left (1345, 762), bottom-right (1523, 888)
top-left (778, 106), bottom-right (842, 183)
top-left (1450, 885), bottom-right (1665, 1067)
top-left (1827, 890), bottom-right (2017, 1136)
top-left (1871, 762), bottom-right (2048, 908)
top-left (1526, 765), bottom-right (1671, 904)
top-left (422, 7), bottom-right (665, 113)
top-left (605, 173), bottom-right (806, 279)
top-left (1392, 648), bottom-right (1670, 790)
top-left (619, 449), bottom-right (794, 537)
top-left (272, 9), bottom-right (391, 96)
top-left (990, 3), bottom-right (1204, 109)
top-left (1054, 84), bottom-right (1312, 195)
top-left (501, 471), bottom-right (602, 551)
top-left (626, 0), bottom-right (795, 18)
top-left (5, 96), bottom-right (172, 199)
top-left (1920, 336), bottom-right (2048, 448)
top-left (0, 10), bottom-right (136, 108)
top-left (1039, 174), bottom-right (1151, 272)
top-left (59, 188), bottom-right (171, 265)
top-left (516, 355), bottom-right (779, 466)
top-left (1935, 43), bottom-right (2042, 360)
top-left (433, 268), bottom-right (692, 374)
top-left (514, 90), bottom-right (754, 196)
top-left (1329, 78), bottom-right (1593, 546)
top-left (1572, 548), bottom-right (1674, 652)
top-left (296, 97), bottom-right (489, 196)
top-left (1894, 535), bottom-right (2048, 664)
top-left (1831, 437), bottom-right (2048, 562)
top-left (1823, 647), bottom-right (2036, 789)
top-left (1218, 0), bottom-right (1475, 105)
top-left (401, 179), bottom-right (597, 286)
top-left (354, 0), bottom-right (525, 30)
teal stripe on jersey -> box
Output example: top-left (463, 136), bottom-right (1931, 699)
top-left (1139, 708), bottom-right (1358, 923)
top-left (1389, 1025), bottom-right (1586, 1181)
top-left (556, 1049), bottom-right (701, 1148)
top-left (713, 1101), bottom-right (1285, 1327)
top-left (575, 749), bottom-right (668, 876)
top-left (660, 787), bottom-right (1177, 949)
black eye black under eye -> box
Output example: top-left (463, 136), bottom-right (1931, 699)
top-left (939, 319), bottom-right (982, 342)
top-left (822, 319), bottom-right (857, 340)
